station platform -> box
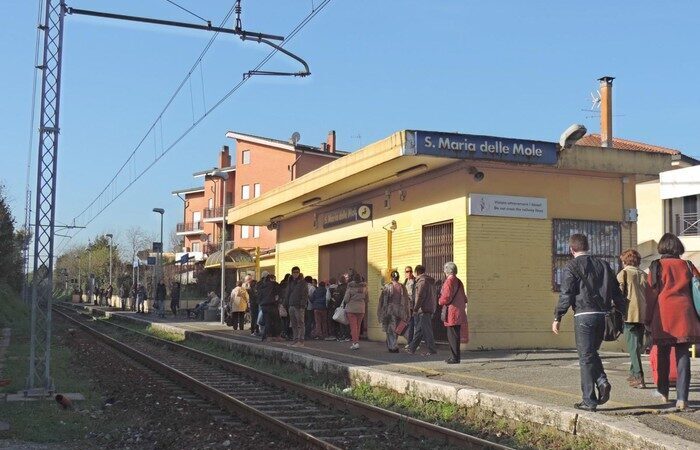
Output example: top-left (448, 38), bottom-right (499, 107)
top-left (73, 305), bottom-right (699, 449)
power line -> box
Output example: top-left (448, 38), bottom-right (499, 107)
top-left (163, 0), bottom-right (210, 25)
top-left (57, 0), bottom-right (332, 249)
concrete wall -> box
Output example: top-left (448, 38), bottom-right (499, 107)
top-left (636, 180), bottom-right (663, 246)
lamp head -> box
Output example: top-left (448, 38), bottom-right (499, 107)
top-left (559, 124), bottom-right (587, 150)
top-left (106, 233), bottom-right (113, 239)
top-left (152, 208), bottom-right (165, 215)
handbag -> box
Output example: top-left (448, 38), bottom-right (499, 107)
top-left (394, 319), bottom-right (408, 336)
top-left (440, 279), bottom-right (462, 322)
top-left (278, 303), bottom-right (288, 318)
top-left (572, 265), bottom-right (624, 341)
top-left (332, 305), bottom-right (349, 325)
top-left (686, 261), bottom-right (700, 320)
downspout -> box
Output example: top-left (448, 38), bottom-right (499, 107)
top-left (288, 148), bottom-right (304, 181)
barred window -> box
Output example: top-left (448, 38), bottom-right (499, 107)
top-left (552, 219), bottom-right (621, 291)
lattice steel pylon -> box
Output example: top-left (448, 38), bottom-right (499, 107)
top-left (26, 0), bottom-right (65, 396)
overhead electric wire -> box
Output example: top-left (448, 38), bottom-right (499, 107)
top-left (57, 0), bottom-right (332, 248)
top-left (163, 0), bottom-right (210, 24)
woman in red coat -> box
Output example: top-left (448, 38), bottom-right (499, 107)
top-left (646, 233), bottom-right (700, 411)
top-left (438, 262), bottom-right (468, 364)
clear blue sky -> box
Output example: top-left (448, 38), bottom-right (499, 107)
top-left (2, 1), bottom-right (699, 255)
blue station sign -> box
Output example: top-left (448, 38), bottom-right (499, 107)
top-left (404, 130), bottom-right (558, 165)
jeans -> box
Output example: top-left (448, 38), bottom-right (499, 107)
top-left (624, 323), bottom-right (644, 377)
top-left (347, 312), bottom-right (364, 344)
top-left (446, 325), bottom-right (461, 362)
top-left (170, 301), bottom-right (178, 316)
top-left (249, 303), bottom-right (259, 333)
top-left (657, 343), bottom-right (691, 402)
top-left (289, 306), bottom-right (306, 342)
top-left (574, 314), bottom-right (608, 407)
top-left (406, 315), bottom-right (415, 344)
top-left (231, 312), bottom-right (245, 330)
top-left (261, 304), bottom-right (280, 339)
top-left (313, 309), bottom-right (328, 338)
top-left (408, 312), bottom-right (437, 353)
top-left (305, 309), bottom-right (315, 339)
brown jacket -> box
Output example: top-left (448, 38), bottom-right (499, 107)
top-left (617, 266), bottom-right (647, 324)
top-left (413, 274), bottom-right (436, 314)
top-left (342, 281), bottom-right (368, 314)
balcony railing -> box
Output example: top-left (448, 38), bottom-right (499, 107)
top-left (203, 206), bottom-right (232, 220)
top-left (676, 213), bottom-right (700, 236)
top-left (176, 221), bottom-right (203, 233)
top-left (204, 240), bottom-right (235, 255)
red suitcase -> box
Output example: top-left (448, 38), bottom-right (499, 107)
top-left (649, 345), bottom-right (677, 386)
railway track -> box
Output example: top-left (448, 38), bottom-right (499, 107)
top-left (54, 304), bottom-right (513, 450)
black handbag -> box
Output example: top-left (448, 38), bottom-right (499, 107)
top-left (572, 265), bottom-right (624, 342)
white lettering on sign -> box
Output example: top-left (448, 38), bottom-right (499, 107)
top-left (468, 193), bottom-right (547, 220)
top-left (424, 136), bottom-right (549, 157)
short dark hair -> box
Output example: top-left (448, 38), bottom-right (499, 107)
top-left (569, 234), bottom-right (589, 252)
top-left (620, 249), bottom-right (641, 267)
top-left (319, 281), bottom-right (326, 287)
top-left (414, 265), bottom-right (425, 275)
top-left (304, 275), bottom-right (313, 283)
top-left (291, 266), bottom-right (300, 273)
top-left (657, 233), bottom-right (685, 256)
top-left (352, 273), bottom-right (362, 283)
top-left (390, 270), bottom-right (400, 281)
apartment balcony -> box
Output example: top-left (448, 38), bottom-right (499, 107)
top-left (676, 213), bottom-right (700, 237)
top-left (176, 221), bottom-right (204, 236)
top-left (204, 240), bottom-right (235, 255)
top-left (203, 206), bottom-right (232, 222)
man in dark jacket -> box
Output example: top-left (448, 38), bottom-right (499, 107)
top-left (245, 275), bottom-right (259, 336)
top-left (286, 267), bottom-right (309, 347)
top-left (257, 272), bottom-right (280, 341)
top-left (406, 265), bottom-right (437, 355)
top-left (170, 282), bottom-right (181, 317)
top-left (155, 281), bottom-right (167, 318)
top-left (552, 234), bottom-right (627, 412)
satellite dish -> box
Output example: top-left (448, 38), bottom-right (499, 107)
top-left (559, 124), bottom-right (587, 150)
top-left (290, 132), bottom-right (301, 146)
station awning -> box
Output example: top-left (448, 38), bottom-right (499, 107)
top-left (204, 247), bottom-right (255, 269)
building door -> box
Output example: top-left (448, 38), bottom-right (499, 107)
top-left (319, 238), bottom-right (368, 283)
top-left (422, 221), bottom-right (453, 342)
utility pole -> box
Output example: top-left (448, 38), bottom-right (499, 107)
top-left (25, 0), bottom-right (65, 396)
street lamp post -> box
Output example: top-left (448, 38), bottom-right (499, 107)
top-left (152, 208), bottom-right (165, 314)
top-left (207, 170), bottom-right (228, 325)
top-left (106, 233), bottom-right (113, 287)
top-left (87, 239), bottom-right (92, 303)
top-left (77, 255), bottom-right (81, 301)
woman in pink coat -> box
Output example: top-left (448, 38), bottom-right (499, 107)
top-left (438, 262), bottom-right (468, 364)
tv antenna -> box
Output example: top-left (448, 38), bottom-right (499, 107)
top-left (290, 131), bottom-right (301, 146)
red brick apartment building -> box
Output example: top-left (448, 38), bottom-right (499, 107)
top-left (172, 131), bottom-right (344, 272)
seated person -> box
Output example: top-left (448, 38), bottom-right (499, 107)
top-left (192, 291), bottom-right (220, 319)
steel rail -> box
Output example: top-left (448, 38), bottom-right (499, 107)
top-left (54, 307), bottom-right (341, 450)
top-left (56, 304), bottom-right (512, 450)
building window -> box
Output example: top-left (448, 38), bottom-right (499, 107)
top-left (254, 183), bottom-right (261, 198)
top-left (192, 241), bottom-right (201, 253)
top-left (208, 198), bottom-right (213, 209)
top-left (241, 225), bottom-right (250, 239)
top-left (242, 150), bottom-right (250, 165)
top-left (253, 226), bottom-right (260, 238)
top-left (552, 219), bottom-right (621, 291)
top-left (241, 184), bottom-right (250, 200)
top-left (225, 192), bottom-right (233, 206)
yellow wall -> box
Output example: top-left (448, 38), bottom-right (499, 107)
top-left (635, 180), bottom-right (663, 246)
top-left (274, 163), bottom-right (637, 349)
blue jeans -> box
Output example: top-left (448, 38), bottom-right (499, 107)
top-left (656, 343), bottom-right (691, 402)
top-left (574, 314), bottom-right (608, 407)
top-left (406, 315), bottom-right (415, 344)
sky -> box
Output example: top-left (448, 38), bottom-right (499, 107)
top-left (2, 0), bottom-right (700, 257)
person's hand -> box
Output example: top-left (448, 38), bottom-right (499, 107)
top-left (552, 320), bottom-right (560, 335)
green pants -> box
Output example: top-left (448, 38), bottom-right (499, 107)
top-left (624, 322), bottom-right (645, 377)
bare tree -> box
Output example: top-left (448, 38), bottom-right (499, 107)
top-left (169, 228), bottom-right (183, 253)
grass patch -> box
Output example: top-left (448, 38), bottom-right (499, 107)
top-left (0, 286), bottom-right (104, 444)
top-left (144, 325), bottom-right (185, 343)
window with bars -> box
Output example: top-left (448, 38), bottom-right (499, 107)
top-left (422, 221), bottom-right (454, 283)
top-left (552, 219), bottom-right (621, 291)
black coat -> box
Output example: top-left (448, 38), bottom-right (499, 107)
top-left (256, 278), bottom-right (278, 308)
top-left (554, 255), bottom-right (627, 321)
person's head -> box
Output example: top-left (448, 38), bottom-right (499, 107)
top-left (569, 233), bottom-right (589, 253)
top-left (244, 274), bottom-right (253, 283)
top-left (291, 266), bottom-right (301, 278)
top-left (270, 275), bottom-right (276, 281)
top-left (260, 270), bottom-right (270, 280)
top-left (236, 280), bottom-right (243, 287)
top-left (352, 273), bottom-right (362, 283)
top-left (329, 277), bottom-right (337, 285)
top-left (415, 264), bottom-right (425, 275)
top-left (443, 262), bottom-right (458, 276)
top-left (620, 249), bottom-right (641, 267)
top-left (312, 278), bottom-right (318, 286)
top-left (319, 281), bottom-right (326, 288)
top-left (404, 266), bottom-right (413, 278)
top-left (390, 270), bottom-right (400, 281)
top-left (304, 275), bottom-right (313, 283)
top-left (657, 232), bottom-right (685, 256)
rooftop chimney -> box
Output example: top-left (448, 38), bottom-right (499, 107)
top-left (326, 130), bottom-right (336, 153)
top-left (218, 145), bottom-right (230, 168)
top-left (598, 76), bottom-right (615, 148)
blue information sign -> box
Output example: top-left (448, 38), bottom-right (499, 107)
top-left (404, 130), bottom-right (558, 165)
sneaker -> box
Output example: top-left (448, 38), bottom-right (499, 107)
top-left (324, 336), bottom-right (336, 341)
top-left (676, 400), bottom-right (689, 411)
top-left (342, 337), bottom-right (351, 342)
top-left (350, 343), bottom-right (359, 350)
top-left (653, 390), bottom-right (669, 403)
top-left (404, 348), bottom-right (415, 355)
top-left (296, 341), bottom-right (305, 347)
top-left (574, 402), bottom-right (597, 412)
top-left (629, 376), bottom-right (646, 389)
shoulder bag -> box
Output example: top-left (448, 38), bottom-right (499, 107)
top-left (278, 303), bottom-right (288, 318)
top-left (572, 265), bottom-right (624, 341)
top-left (440, 279), bottom-right (462, 322)
top-left (685, 261), bottom-right (700, 321)
top-left (332, 302), bottom-right (349, 325)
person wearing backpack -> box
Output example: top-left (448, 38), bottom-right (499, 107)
top-left (646, 233), bottom-right (700, 411)
top-left (617, 249), bottom-right (648, 389)
top-left (552, 234), bottom-right (627, 412)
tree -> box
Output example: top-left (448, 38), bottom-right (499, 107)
top-left (0, 184), bottom-right (23, 291)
